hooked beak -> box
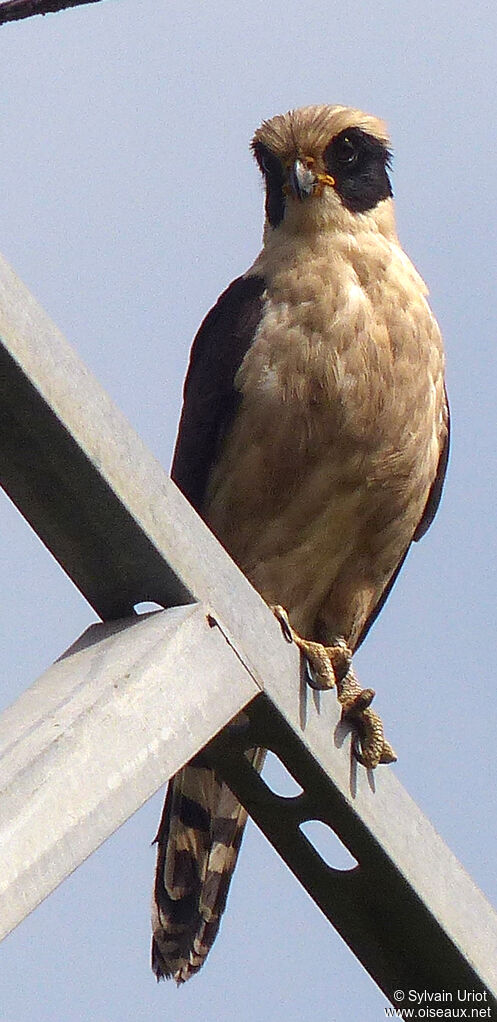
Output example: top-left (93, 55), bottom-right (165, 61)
top-left (288, 159), bottom-right (316, 201)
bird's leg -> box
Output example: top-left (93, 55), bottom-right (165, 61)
top-left (338, 665), bottom-right (397, 768)
top-left (272, 605), bottom-right (397, 769)
top-left (271, 605), bottom-right (351, 690)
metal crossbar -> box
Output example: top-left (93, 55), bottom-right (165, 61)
top-left (1, 250), bottom-right (496, 1010)
top-left (0, 605), bottom-right (259, 940)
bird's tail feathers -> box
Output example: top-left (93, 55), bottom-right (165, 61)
top-left (152, 748), bottom-right (264, 984)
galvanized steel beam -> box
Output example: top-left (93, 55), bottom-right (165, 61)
top-left (0, 605), bottom-right (260, 941)
top-left (1, 251), bottom-right (497, 1009)
top-left (208, 697), bottom-right (497, 1007)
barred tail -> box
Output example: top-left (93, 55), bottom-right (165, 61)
top-left (151, 748), bottom-right (264, 984)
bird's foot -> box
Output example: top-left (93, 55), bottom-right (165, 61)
top-left (271, 605), bottom-right (351, 689)
top-left (338, 670), bottom-right (397, 768)
top-left (272, 605), bottom-right (397, 769)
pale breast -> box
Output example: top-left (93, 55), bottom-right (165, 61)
top-left (205, 231), bottom-right (445, 640)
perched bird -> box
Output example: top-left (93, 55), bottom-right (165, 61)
top-left (151, 104), bottom-right (449, 984)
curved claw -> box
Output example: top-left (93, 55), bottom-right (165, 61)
top-left (304, 656), bottom-right (336, 691)
top-left (271, 604), bottom-right (294, 644)
top-left (352, 730), bottom-right (397, 768)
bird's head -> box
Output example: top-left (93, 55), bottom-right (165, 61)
top-left (251, 105), bottom-right (394, 238)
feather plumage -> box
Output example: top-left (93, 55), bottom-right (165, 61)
top-left (152, 103), bottom-right (448, 982)
top-left (152, 749), bottom-right (265, 983)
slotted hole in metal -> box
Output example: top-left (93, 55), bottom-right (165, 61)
top-left (133, 602), bottom-right (164, 615)
top-left (261, 750), bottom-right (304, 798)
top-left (300, 819), bottom-right (358, 871)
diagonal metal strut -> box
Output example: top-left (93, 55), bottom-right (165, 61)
top-left (1, 250), bottom-right (497, 1010)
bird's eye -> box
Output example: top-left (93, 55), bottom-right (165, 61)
top-left (335, 136), bottom-right (357, 164)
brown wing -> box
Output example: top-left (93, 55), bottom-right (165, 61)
top-left (356, 391), bottom-right (450, 649)
top-left (171, 274), bottom-right (266, 512)
top-left (413, 389), bottom-right (450, 541)
top-left (157, 278), bottom-right (267, 981)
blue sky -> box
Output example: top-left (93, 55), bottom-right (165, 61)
top-left (1, 2), bottom-right (496, 1020)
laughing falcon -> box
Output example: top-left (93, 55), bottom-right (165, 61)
top-left (151, 104), bottom-right (449, 984)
